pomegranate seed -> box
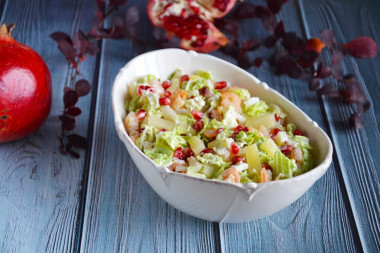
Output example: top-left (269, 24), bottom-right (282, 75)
top-left (280, 145), bottom-right (292, 155)
top-left (214, 81), bottom-right (227, 89)
top-left (262, 163), bottom-right (273, 171)
top-left (274, 114), bottom-right (279, 122)
top-left (139, 128), bottom-right (145, 133)
top-left (148, 88), bottom-right (156, 93)
top-left (191, 111), bottom-right (204, 120)
top-left (199, 87), bottom-right (212, 97)
top-left (270, 128), bottom-right (281, 136)
top-left (160, 128), bottom-right (167, 132)
top-left (180, 75), bottom-right (189, 83)
top-left (217, 128), bottom-right (224, 134)
top-left (193, 120), bottom-right (204, 131)
top-left (136, 109), bottom-right (146, 120)
top-left (232, 156), bottom-right (245, 164)
top-left (189, 96), bottom-right (195, 99)
top-left (164, 91), bottom-right (171, 97)
top-left (230, 142), bottom-right (240, 155)
top-left (159, 97), bottom-right (171, 105)
top-left (233, 125), bottom-right (248, 136)
top-left (162, 80), bottom-right (171, 89)
top-left (173, 147), bottom-right (185, 160)
top-left (202, 148), bottom-right (215, 155)
top-left (184, 147), bottom-right (194, 158)
top-left (137, 85), bottom-right (150, 95)
top-left (294, 129), bottom-right (303, 136)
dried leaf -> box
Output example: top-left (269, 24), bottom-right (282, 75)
top-left (111, 16), bottom-right (127, 39)
top-left (348, 113), bottom-right (364, 129)
top-left (64, 90), bottom-right (78, 108)
top-left (237, 54), bottom-right (252, 69)
top-left (344, 36), bottom-right (377, 58)
top-left (319, 83), bottom-right (340, 97)
top-left (57, 40), bottom-right (77, 69)
top-left (315, 63), bottom-right (332, 79)
top-left (233, 2), bottom-right (256, 19)
top-left (67, 134), bottom-right (88, 149)
top-left (305, 38), bottom-right (325, 53)
top-left (274, 21), bottom-right (285, 38)
top-left (332, 48), bottom-right (344, 64)
top-left (74, 30), bottom-right (99, 55)
top-left (299, 50), bottom-right (319, 68)
top-left (264, 35), bottom-right (278, 48)
top-left (320, 29), bottom-right (334, 48)
top-left (75, 79), bottom-right (91, 97)
top-left (66, 107), bottom-right (82, 117)
top-left (267, 0), bottom-right (283, 14)
top-left (309, 78), bottom-right (321, 91)
top-left (331, 63), bottom-right (344, 80)
top-left (50, 32), bottom-right (73, 45)
top-left (109, 0), bottom-right (128, 7)
top-left (243, 38), bottom-right (261, 51)
top-left (70, 150), bottom-right (80, 159)
top-left (60, 115), bottom-right (76, 131)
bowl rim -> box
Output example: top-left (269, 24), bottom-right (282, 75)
top-left (111, 48), bottom-right (333, 193)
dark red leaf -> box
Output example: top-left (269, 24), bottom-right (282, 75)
top-left (96, 0), bottom-right (104, 9)
top-left (50, 32), bottom-right (73, 45)
top-left (66, 107), bottom-right (82, 117)
top-left (332, 48), bottom-right (345, 64)
top-left (57, 40), bottom-right (77, 69)
top-left (274, 21), bottom-right (285, 38)
top-left (262, 15), bottom-right (277, 32)
top-left (74, 30), bottom-right (99, 56)
top-left (69, 150), bottom-right (80, 159)
top-left (357, 100), bottom-right (371, 114)
top-left (222, 37), bottom-right (240, 55)
top-left (319, 83), bottom-right (340, 97)
top-left (64, 90), bottom-right (78, 108)
top-left (342, 74), bottom-right (356, 82)
top-left (348, 113), bottom-right (364, 129)
top-left (111, 16), bottom-right (127, 39)
top-left (237, 54), bottom-right (252, 69)
top-left (255, 6), bottom-right (272, 19)
top-left (67, 134), bottom-right (88, 149)
top-left (64, 87), bottom-right (73, 93)
top-left (284, 57), bottom-right (304, 78)
top-left (109, 0), bottom-right (128, 7)
top-left (344, 36), bottom-right (378, 58)
top-left (264, 35), bottom-right (278, 48)
top-left (88, 24), bottom-right (114, 39)
top-left (153, 27), bottom-right (167, 42)
top-left (95, 10), bottom-right (104, 22)
top-left (331, 63), bottom-right (344, 80)
top-left (269, 50), bottom-right (288, 66)
top-left (299, 50), bottom-right (319, 68)
top-left (315, 63), bottom-right (332, 79)
top-left (60, 115), bottom-right (76, 131)
top-left (75, 79), bottom-right (91, 97)
top-left (281, 32), bottom-right (305, 54)
top-left (214, 19), bottom-right (239, 36)
top-left (253, 57), bottom-right (263, 67)
top-left (243, 38), bottom-right (261, 51)
top-left (233, 2), bottom-right (256, 19)
top-left (309, 78), bottom-right (321, 91)
top-left (320, 29), bottom-right (334, 48)
top-left (267, 0), bottom-right (283, 14)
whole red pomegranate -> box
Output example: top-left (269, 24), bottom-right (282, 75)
top-left (147, 0), bottom-right (237, 53)
top-left (0, 22), bottom-right (52, 143)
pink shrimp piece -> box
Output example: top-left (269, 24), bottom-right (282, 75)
top-left (221, 91), bottom-right (241, 111)
top-left (203, 129), bottom-right (218, 138)
top-left (222, 168), bottom-right (241, 183)
top-left (291, 147), bottom-right (303, 163)
top-left (124, 111), bottom-right (139, 134)
top-left (170, 89), bottom-right (187, 111)
top-left (260, 168), bottom-right (272, 182)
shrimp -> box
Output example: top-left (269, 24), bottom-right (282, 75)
top-left (260, 168), bottom-right (272, 182)
top-left (209, 109), bottom-right (222, 121)
top-left (203, 129), bottom-right (218, 139)
top-left (124, 111), bottom-right (139, 134)
top-left (221, 91), bottom-right (241, 111)
top-left (129, 130), bottom-right (140, 143)
top-left (222, 168), bottom-right (241, 183)
top-left (168, 160), bottom-right (188, 172)
top-left (170, 89), bottom-right (187, 111)
top-left (291, 147), bottom-right (303, 163)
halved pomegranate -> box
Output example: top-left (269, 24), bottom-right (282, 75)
top-left (147, 0), bottom-right (237, 53)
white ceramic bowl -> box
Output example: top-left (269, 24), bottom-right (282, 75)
top-left (112, 49), bottom-right (333, 223)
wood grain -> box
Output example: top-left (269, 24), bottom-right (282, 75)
top-left (79, 1), bottom-right (218, 252)
top-left (298, 0), bottom-right (380, 251)
top-left (218, 1), bottom-right (360, 252)
top-left (0, 0), bottom-right (98, 252)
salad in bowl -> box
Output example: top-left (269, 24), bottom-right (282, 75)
top-left (123, 69), bottom-right (314, 184)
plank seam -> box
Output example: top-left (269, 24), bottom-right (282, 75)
top-left (296, 0), bottom-right (365, 252)
top-left (0, 0), bottom-right (8, 21)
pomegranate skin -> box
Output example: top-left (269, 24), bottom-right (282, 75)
top-left (0, 23), bottom-right (52, 143)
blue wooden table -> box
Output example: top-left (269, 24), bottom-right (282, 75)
top-left (1, 0), bottom-right (379, 252)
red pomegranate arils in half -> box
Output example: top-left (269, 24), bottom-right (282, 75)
top-left (184, 147), bottom-right (195, 158)
top-left (280, 145), bottom-right (292, 155)
top-left (173, 147), bottom-right (185, 160)
top-left (191, 111), bottom-right (204, 120)
top-left (202, 148), bottom-right (215, 155)
top-left (164, 91), bottom-right (171, 97)
top-left (159, 97), bottom-right (171, 105)
top-left (193, 120), bottom-right (204, 131)
top-left (200, 87), bottom-right (212, 97)
top-left (214, 81), bottom-right (227, 89)
top-left (180, 75), bottom-right (189, 83)
top-left (232, 156), bottom-right (245, 164)
top-left (293, 129), bottom-right (303, 136)
top-left (162, 80), bottom-right (171, 89)
top-left (270, 128), bottom-right (281, 136)
top-left (230, 142), bottom-right (240, 155)
top-left (136, 109), bottom-right (147, 120)
top-left (137, 85), bottom-right (151, 95)
top-left (262, 163), bottom-right (273, 171)
top-left (274, 114), bottom-right (279, 122)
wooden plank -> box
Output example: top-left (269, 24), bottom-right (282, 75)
top-left (79, 1), bottom-right (218, 252)
top-left (297, 0), bottom-right (380, 251)
top-left (218, 1), bottom-right (360, 252)
top-left (0, 0), bottom-right (98, 252)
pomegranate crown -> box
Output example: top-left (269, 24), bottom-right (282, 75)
top-left (0, 22), bottom-right (15, 38)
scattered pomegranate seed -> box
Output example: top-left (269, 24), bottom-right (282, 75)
top-left (270, 128), bottom-right (281, 136)
top-left (180, 75), bottom-right (189, 83)
top-left (160, 128), bottom-right (167, 132)
top-left (159, 97), bottom-right (171, 105)
top-left (136, 109), bottom-right (146, 120)
top-left (162, 80), bottom-right (171, 89)
top-left (280, 145), bottom-right (292, 155)
top-left (191, 111), bottom-right (204, 120)
top-left (189, 96), bottom-right (195, 99)
top-left (274, 114), bottom-right (279, 122)
top-left (137, 85), bottom-right (150, 95)
top-left (173, 147), bottom-right (185, 160)
top-left (184, 147), bottom-right (195, 158)
top-left (214, 81), bottom-right (227, 89)
top-left (232, 156), bottom-right (245, 164)
top-left (230, 142), bottom-right (240, 155)
top-left (294, 129), bottom-right (303, 136)
top-left (164, 91), bottom-right (171, 97)
top-left (233, 125), bottom-right (249, 136)
top-left (139, 128), bottom-right (145, 133)
top-left (199, 87), bottom-right (212, 97)
top-left (193, 120), bottom-right (204, 131)
top-left (262, 163), bottom-right (273, 171)
top-left (217, 128), bottom-right (224, 134)
top-left (201, 148), bottom-right (215, 155)
top-left (148, 88), bottom-right (156, 93)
